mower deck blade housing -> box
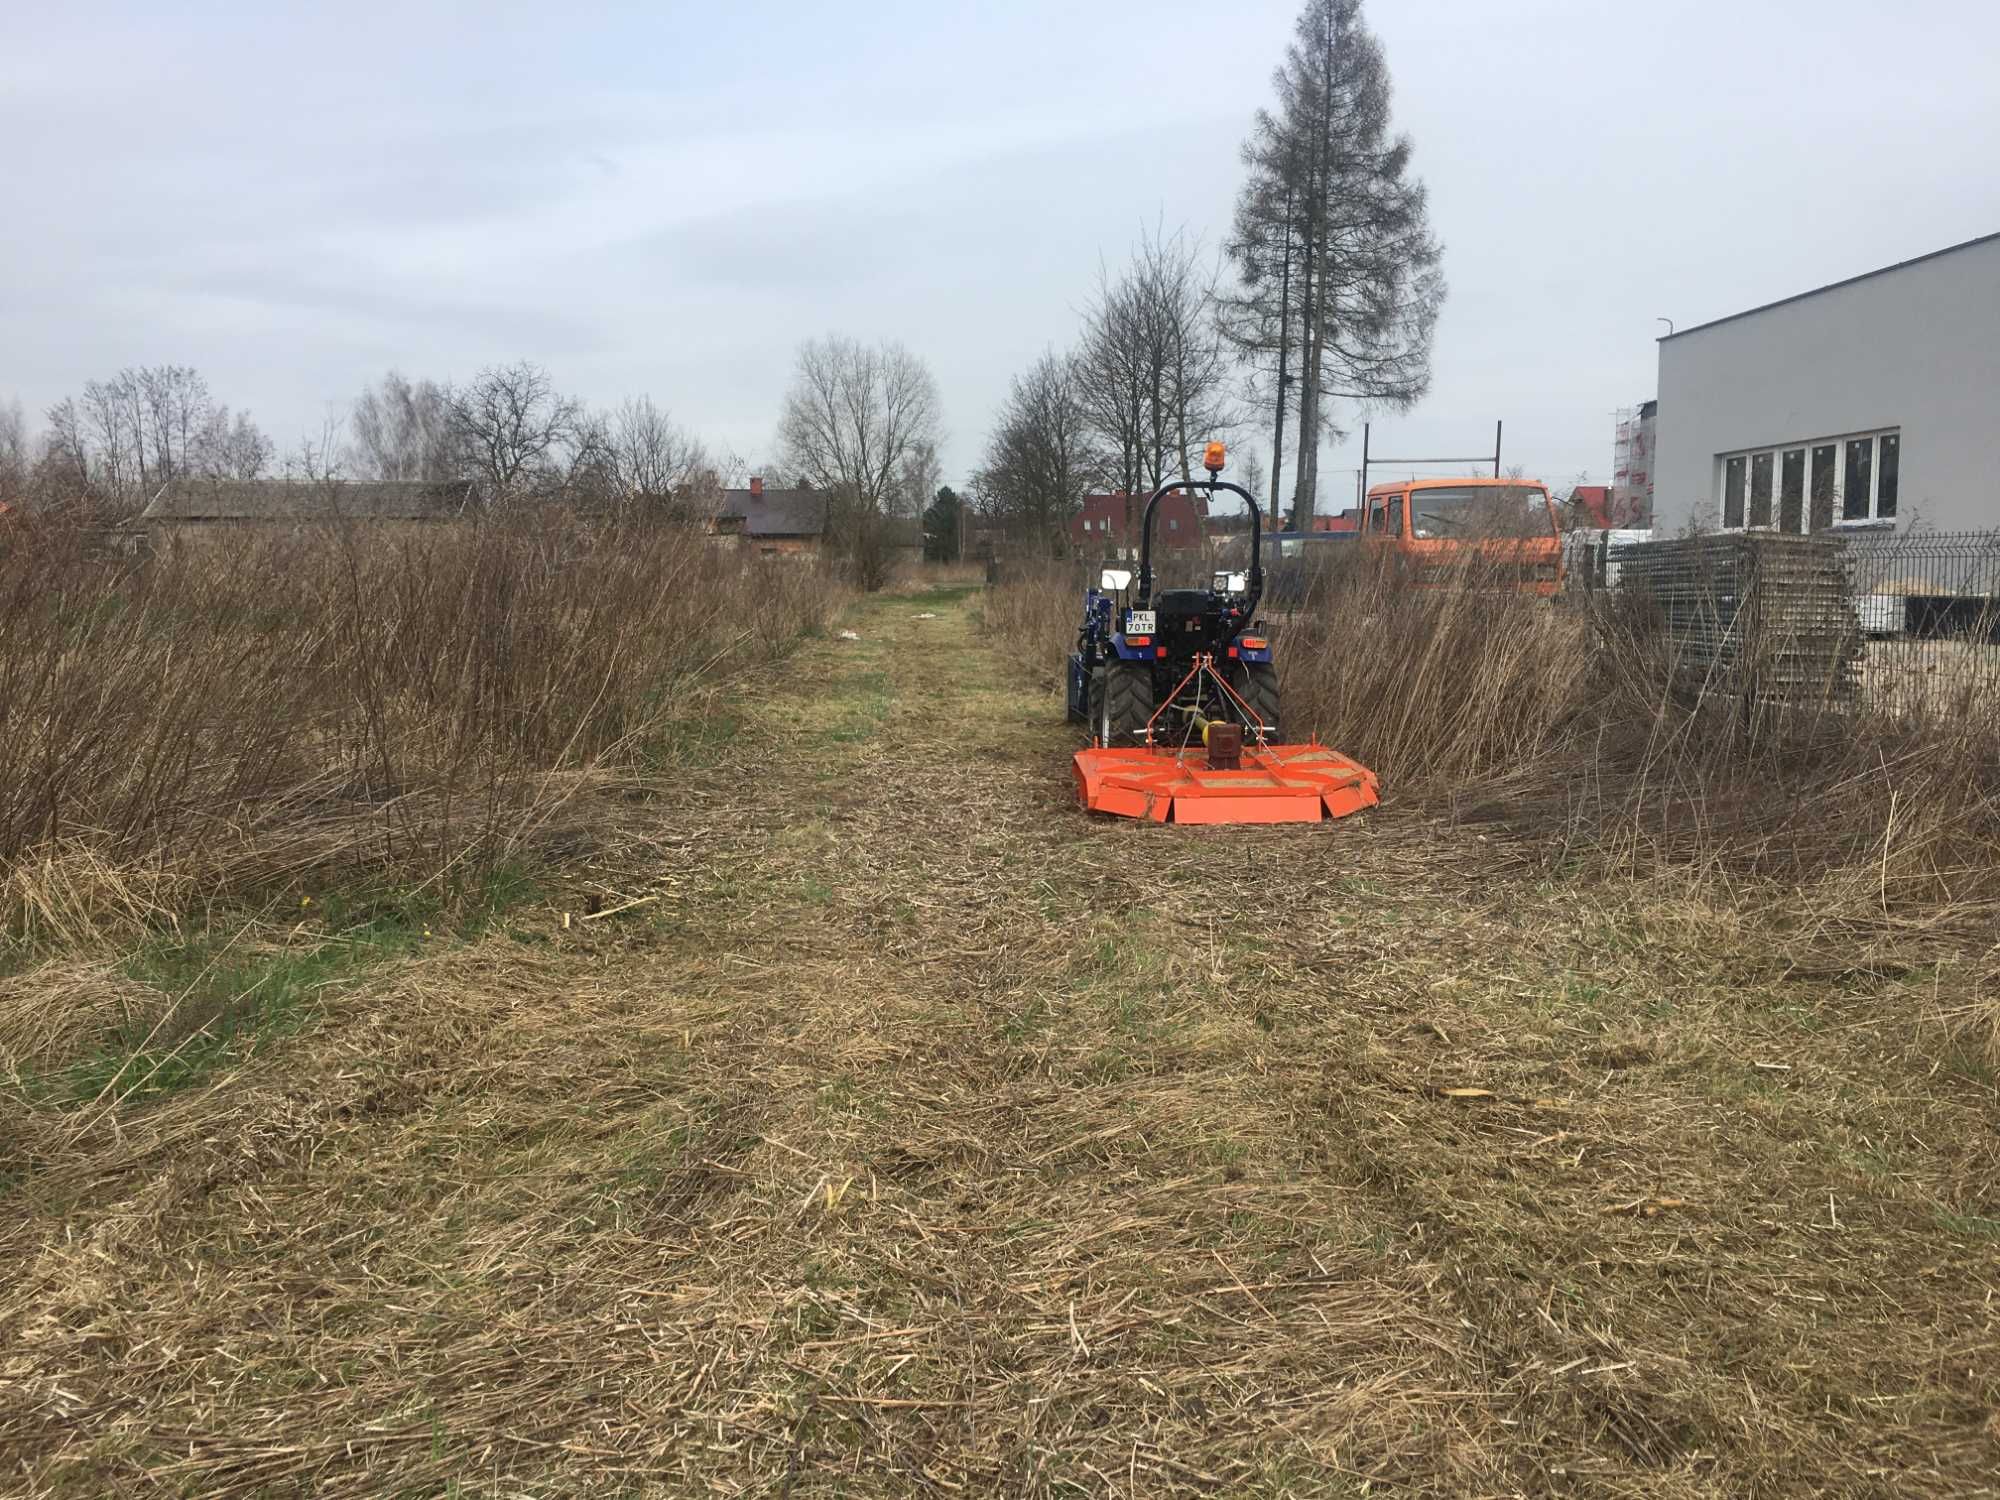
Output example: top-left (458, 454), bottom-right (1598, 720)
top-left (1073, 743), bottom-right (1379, 824)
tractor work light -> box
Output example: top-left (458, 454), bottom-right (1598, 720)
top-left (1203, 441), bottom-right (1227, 474)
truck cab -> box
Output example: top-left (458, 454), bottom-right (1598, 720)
top-left (1360, 477), bottom-right (1565, 595)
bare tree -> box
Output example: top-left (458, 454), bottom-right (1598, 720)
top-left (190, 405), bottom-right (275, 481)
top-left (777, 336), bottom-right (942, 589)
top-left (0, 399), bottom-right (26, 502)
top-left (1073, 265), bottom-right (1151, 506)
top-left (1239, 446), bottom-right (1268, 508)
top-left (1227, 0), bottom-right (1444, 528)
top-left (1074, 225), bottom-right (1235, 539)
top-left (893, 437), bottom-right (942, 520)
top-left (54, 364), bottom-right (240, 507)
top-left (281, 412), bottom-right (350, 487)
top-left (40, 398), bottom-right (93, 502)
top-left (348, 370), bottom-right (458, 483)
top-left (610, 395), bottom-right (710, 512)
top-left (777, 335), bottom-right (941, 515)
top-left (1138, 227), bottom-right (1235, 490)
top-left (77, 375), bottom-right (140, 502)
top-left (975, 349), bottom-right (1103, 554)
top-left (446, 361), bottom-right (580, 505)
top-left (137, 365), bottom-right (212, 487)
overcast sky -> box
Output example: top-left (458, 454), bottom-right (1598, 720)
top-left (7, 0), bottom-right (1999, 500)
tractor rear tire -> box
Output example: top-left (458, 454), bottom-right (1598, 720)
top-left (1104, 663), bottom-right (1154, 745)
top-left (1230, 662), bottom-right (1280, 740)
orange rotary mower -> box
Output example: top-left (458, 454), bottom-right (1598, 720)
top-left (1066, 444), bottom-right (1378, 824)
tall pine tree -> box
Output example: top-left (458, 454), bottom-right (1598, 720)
top-left (1221, 0), bottom-right (1443, 528)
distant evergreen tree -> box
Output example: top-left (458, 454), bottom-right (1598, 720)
top-left (923, 485), bottom-right (964, 562)
top-left (1220, 0), bottom-right (1444, 527)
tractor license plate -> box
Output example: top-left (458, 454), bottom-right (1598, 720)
top-left (1126, 610), bottom-right (1156, 635)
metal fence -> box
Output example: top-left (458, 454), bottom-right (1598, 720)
top-left (1841, 529), bottom-right (2000, 717)
top-left (1605, 529), bottom-right (2000, 719)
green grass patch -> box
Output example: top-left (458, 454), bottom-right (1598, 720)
top-left (796, 668), bottom-right (895, 748)
top-left (892, 584), bottom-right (981, 610)
top-left (640, 709), bottom-right (745, 771)
top-left (17, 868), bottom-right (540, 1109)
top-left (1933, 1208), bottom-right (2000, 1240)
top-left (75, 923), bottom-right (418, 1104)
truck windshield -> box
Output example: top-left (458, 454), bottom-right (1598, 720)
top-left (1407, 485), bottom-right (1555, 540)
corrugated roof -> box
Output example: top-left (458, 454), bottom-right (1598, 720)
top-left (1659, 230), bottom-right (2000, 342)
top-left (716, 487), bottom-right (825, 537)
top-left (142, 479), bottom-right (475, 522)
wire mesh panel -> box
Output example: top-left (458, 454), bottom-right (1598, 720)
top-left (1838, 529), bottom-right (2000, 718)
top-left (1614, 529), bottom-right (2000, 722)
top-left (1614, 533), bottom-right (1863, 711)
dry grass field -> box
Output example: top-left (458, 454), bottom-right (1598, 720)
top-left (3, 570), bottom-right (1998, 1497)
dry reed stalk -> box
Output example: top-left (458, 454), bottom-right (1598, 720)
top-left (0, 513), bottom-right (843, 945)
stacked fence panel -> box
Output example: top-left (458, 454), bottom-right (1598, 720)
top-left (1612, 529), bottom-right (2000, 720)
top-left (1615, 533), bottom-right (1863, 709)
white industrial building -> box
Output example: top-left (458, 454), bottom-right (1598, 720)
top-left (1653, 232), bottom-right (2000, 536)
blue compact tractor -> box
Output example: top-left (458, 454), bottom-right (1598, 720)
top-left (1066, 446), bottom-right (1278, 750)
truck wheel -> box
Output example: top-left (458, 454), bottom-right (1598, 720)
top-left (1104, 663), bottom-right (1154, 744)
top-left (1229, 662), bottom-right (1280, 740)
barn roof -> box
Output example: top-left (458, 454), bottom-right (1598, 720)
top-left (141, 479), bottom-right (475, 522)
top-left (715, 487), bottom-right (826, 537)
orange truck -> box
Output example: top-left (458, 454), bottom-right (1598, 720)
top-left (1356, 476), bottom-right (1565, 595)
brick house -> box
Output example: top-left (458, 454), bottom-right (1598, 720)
top-left (708, 477), bottom-right (828, 556)
top-left (1068, 491), bottom-right (1210, 559)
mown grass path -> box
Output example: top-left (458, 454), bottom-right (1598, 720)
top-left (4, 584), bottom-right (1996, 1497)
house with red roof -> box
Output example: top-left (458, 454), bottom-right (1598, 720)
top-left (1068, 491), bottom-right (1210, 558)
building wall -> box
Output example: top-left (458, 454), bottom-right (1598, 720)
top-left (1069, 492), bottom-right (1208, 554)
top-left (1655, 236), bottom-right (2000, 534)
top-left (740, 535), bottom-right (819, 557)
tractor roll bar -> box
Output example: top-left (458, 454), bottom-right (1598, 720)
top-left (1135, 479), bottom-right (1262, 622)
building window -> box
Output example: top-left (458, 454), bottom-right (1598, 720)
top-left (1748, 452), bottom-right (1774, 528)
top-left (1167, 518), bottom-right (1179, 532)
top-left (1810, 445), bottom-right (1836, 531)
top-left (1779, 449), bottom-right (1805, 532)
top-left (1843, 438), bottom-right (1873, 521)
top-left (1718, 428), bottom-right (1899, 530)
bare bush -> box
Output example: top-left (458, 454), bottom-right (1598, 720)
top-left (0, 516), bottom-right (839, 942)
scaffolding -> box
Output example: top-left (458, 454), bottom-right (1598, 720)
top-left (1610, 402), bottom-right (1656, 527)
